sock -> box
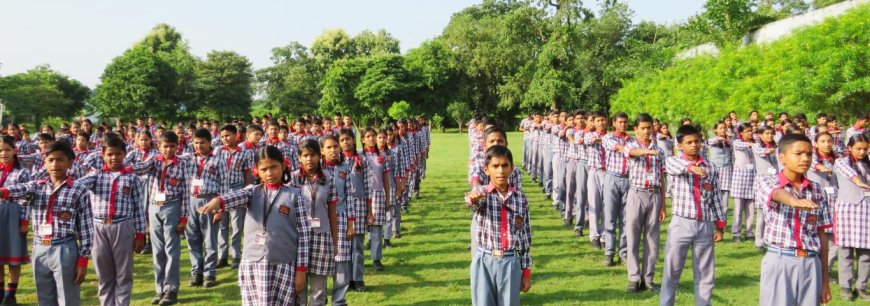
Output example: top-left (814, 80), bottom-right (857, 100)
top-left (5, 282), bottom-right (17, 298)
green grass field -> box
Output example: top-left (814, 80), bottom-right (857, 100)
top-left (10, 132), bottom-right (855, 305)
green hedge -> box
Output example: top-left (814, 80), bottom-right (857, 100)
top-left (611, 4), bottom-right (869, 126)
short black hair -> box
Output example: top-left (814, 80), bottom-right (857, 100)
top-left (247, 125), bottom-right (264, 134)
top-left (484, 126), bottom-right (507, 143)
top-left (676, 125), bottom-right (700, 144)
top-left (102, 137), bottom-right (128, 153)
top-left (37, 133), bottom-right (56, 142)
top-left (45, 140), bottom-right (75, 161)
top-left (193, 128), bottom-right (212, 142)
top-left (484, 145), bottom-right (514, 167)
top-left (614, 112), bottom-right (629, 120)
top-left (220, 124), bottom-right (238, 134)
top-left (634, 113), bottom-right (653, 126)
top-left (778, 133), bottom-right (811, 152)
top-left (160, 131), bottom-right (179, 144)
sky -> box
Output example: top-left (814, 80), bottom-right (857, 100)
top-left (0, 0), bottom-right (705, 88)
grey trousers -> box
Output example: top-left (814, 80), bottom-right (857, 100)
top-left (187, 196), bottom-right (219, 277)
top-left (218, 184), bottom-right (245, 264)
top-left (470, 252), bottom-right (521, 306)
top-left (564, 159), bottom-right (578, 223)
top-left (384, 202), bottom-right (401, 240)
top-left (755, 207), bottom-right (767, 248)
top-left (369, 225), bottom-right (383, 261)
top-left (553, 156), bottom-right (566, 209)
top-left (332, 261), bottom-right (351, 306)
top-left (625, 189), bottom-right (662, 283)
top-left (93, 220), bottom-right (136, 306)
top-left (731, 198), bottom-right (755, 237)
top-left (573, 161), bottom-right (589, 230)
top-left (587, 170), bottom-right (605, 242)
top-left (760, 252), bottom-right (821, 306)
top-left (542, 147), bottom-right (553, 195)
top-left (33, 240), bottom-right (80, 306)
top-left (149, 200), bottom-right (181, 293)
top-left (523, 138), bottom-right (530, 169)
top-left (660, 216), bottom-right (716, 306)
top-left (603, 174), bottom-right (629, 258)
top-left (839, 247), bottom-right (870, 290)
top-left (297, 273), bottom-right (329, 306)
top-left (351, 234), bottom-right (365, 282)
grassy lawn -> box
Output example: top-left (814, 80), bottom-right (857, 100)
top-left (11, 132), bottom-right (853, 305)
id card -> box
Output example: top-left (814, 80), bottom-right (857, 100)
top-left (39, 224), bottom-right (53, 236)
top-left (309, 218), bottom-right (321, 228)
top-left (192, 179), bottom-right (204, 188)
top-left (155, 192), bottom-right (167, 203)
top-left (745, 164), bottom-right (754, 170)
top-left (864, 191), bottom-right (870, 198)
top-left (254, 232), bottom-right (268, 245)
top-left (767, 168), bottom-right (777, 175)
top-left (824, 187), bottom-right (835, 195)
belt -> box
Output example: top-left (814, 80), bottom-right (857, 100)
top-left (632, 187), bottom-right (660, 193)
top-left (193, 193), bottom-right (216, 199)
top-left (152, 198), bottom-right (179, 206)
top-left (767, 246), bottom-right (817, 258)
top-left (94, 217), bottom-right (129, 225)
top-left (36, 235), bottom-right (75, 246)
top-left (478, 247), bottom-right (515, 258)
top-left (605, 171), bottom-right (628, 178)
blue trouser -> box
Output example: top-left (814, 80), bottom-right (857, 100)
top-left (150, 199), bottom-right (181, 293)
top-left (33, 238), bottom-right (79, 306)
top-left (187, 195), bottom-right (218, 277)
top-left (369, 225), bottom-right (383, 261)
top-left (384, 199), bottom-right (401, 240)
top-left (351, 234), bottom-right (365, 282)
top-left (332, 261), bottom-right (351, 306)
top-left (218, 184), bottom-right (244, 264)
top-left (470, 251), bottom-right (521, 306)
top-left (603, 174), bottom-right (629, 258)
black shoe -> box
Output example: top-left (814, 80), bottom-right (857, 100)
top-left (745, 235), bottom-right (755, 241)
top-left (733, 236), bottom-right (743, 243)
top-left (151, 292), bottom-right (164, 305)
top-left (545, 195), bottom-right (551, 200)
top-left (216, 259), bottom-right (229, 269)
top-left (159, 291), bottom-right (178, 306)
top-left (591, 240), bottom-right (602, 249)
top-left (859, 289), bottom-right (870, 301)
top-left (142, 246), bottom-right (152, 254)
top-left (563, 219), bottom-right (572, 228)
top-left (231, 261), bottom-right (240, 269)
top-left (573, 229), bottom-right (583, 237)
top-left (603, 255), bottom-right (615, 267)
top-left (384, 239), bottom-right (392, 248)
top-left (644, 281), bottom-right (660, 292)
top-left (626, 281), bottom-right (641, 293)
top-left (395, 232), bottom-right (402, 239)
top-left (204, 276), bottom-right (217, 288)
top-left (756, 246), bottom-right (767, 253)
top-left (619, 255), bottom-right (627, 266)
top-left (1, 296), bottom-right (16, 306)
top-left (373, 260), bottom-right (384, 271)
top-left (189, 273), bottom-right (203, 287)
top-left (354, 281), bottom-right (367, 292)
top-left (841, 288), bottom-right (855, 301)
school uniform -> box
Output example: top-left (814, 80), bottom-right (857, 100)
top-left (656, 135), bottom-right (674, 157)
top-left (706, 137), bottom-right (733, 215)
top-left (185, 152), bottom-right (228, 280)
top-left (75, 165), bottom-right (146, 306)
top-left (602, 132), bottom-right (633, 259)
top-left (384, 145), bottom-right (403, 242)
top-left (808, 150), bottom-right (838, 276)
top-left (623, 140), bottom-right (665, 286)
top-left (18, 151), bottom-right (44, 172)
top-left (400, 132), bottom-right (418, 210)
top-left (214, 145), bottom-right (255, 267)
top-left (755, 172), bottom-right (833, 306)
top-left (730, 139), bottom-right (756, 238)
top-left (660, 155), bottom-right (726, 306)
top-left (465, 183), bottom-right (532, 306)
top-left (753, 142), bottom-right (779, 248)
top-left (527, 124), bottom-right (540, 181)
top-left (403, 130), bottom-right (420, 201)
top-left (833, 156), bottom-right (870, 291)
top-left (0, 165), bottom-right (31, 268)
top-left (563, 126), bottom-right (580, 226)
top-left (521, 119), bottom-right (531, 170)
top-left (322, 159), bottom-right (354, 306)
top-left (2, 178), bottom-right (94, 306)
top-left (15, 138), bottom-right (37, 156)
top-left (265, 138), bottom-right (296, 171)
top-left (845, 126), bottom-right (865, 140)
top-left (540, 121), bottom-right (554, 197)
top-left (215, 184), bottom-right (311, 306)
top-left (551, 124), bottom-right (569, 212)
top-left (571, 128), bottom-right (589, 232)
top-left (342, 151), bottom-right (370, 285)
top-left (290, 169), bottom-right (339, 306)
top-left (584, 130), bottom-right (608, 244)
top-left (362, 148), bottom-right (389, 265)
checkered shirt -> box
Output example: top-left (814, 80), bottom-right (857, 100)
top-left (0, 166), bottom-right (32, 221)
top-left (665, 155), bottom-right (727, 226)
top-left (18, 152), bottom-right (44, 172)
top-left (75, 166), bottom-right (146, 234)
top-left (755, 173), bottom-right (832, 252)
top-left (82, 150), bottom-right (104, 172)
top-left (215, 145), bottom-right (254, 187)
top-left (624, 140), bottom-right (666, 189)
top-left (550, 125), bottom-right (567, 159)
top-left (15, 139), bottom-right (37, 156)
top-left (584, 130), bottom-right (608, 170)
top-left (334, 210), bottom-right (352, 262)
top-left (832, 157), bottom-right (870, 248)
top-left (571, 128), bottom-right (587, 161)
top-left (602, 133), bottom-right (633, 176)
top-left (184, 152), bottom-right (228, 195)
top-left (3, 178), bottom-right (94, 258)
top-left (133, 155), bottom-right (192, 219)
top-left (465, 184), bottom-right (532, 270)
top-left (343, 153), bottom-right (370, 230)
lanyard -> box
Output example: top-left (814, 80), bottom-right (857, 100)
top-left (159, 162), bottom-right (172, 192)
top-left (197, 155), bottom-right (208, 178)
top-left (262, 187), bottom-right (281, 228)
top-left (306, 179), bottom-right (318, 213)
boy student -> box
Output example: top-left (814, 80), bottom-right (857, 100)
top-left (464, 145), bottom-right (532, 306)
top-left (540, 112), bottom-right (556, 200)
top-left (601, 112), bottom-right (632, 266)
top-left (551, 112), bottom-right (569, 213)
top-left (756, 133), bottom-right (833, 305)
top-left (563, 111), bottom-right (582, 229)
top-left (622, 114), bottom-right (666, 293)
top-left (0, 141), bottom-right (94, 306)
top-left (585, 112), bottom-right (608, 248)
top-left (185, 129), bottom-right (228, 288)
top-left (215, 125), bottom-right (254, 270)
top-left (74, 137), bottom-right (146, 306)
top-left (660, 125), bottom-right (726, 306)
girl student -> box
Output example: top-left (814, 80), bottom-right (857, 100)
top-left (832, 134), bottom-right (870, 301)
top-left (290, 140), bottom-right (339, 306)
top-left (730, 123), bottom-right (756, 242)
top-left (808, 131), bottom-right (839, 283)
top-left (752, 125), bottom-right (778, 251)
top-left (0, 136), bottom-right (32, 306)
top-left (379, 127), bottom-right (402, 246)
top-left (707, 120), bottom-right (734, 220)
top-left (124, 130), bottom-right (160, 254)
top-left (338, 128), bottom-right (371, 292)
top-left (360, 127), bottom-right (391, 272)
top-left (197, 146), bottom-right (311, 306)
top-left (320, 134), bottom-right (355, 305)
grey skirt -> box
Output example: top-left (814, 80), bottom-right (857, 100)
top-left (0, 201), bottom-right (29, 265)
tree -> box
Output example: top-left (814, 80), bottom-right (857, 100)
top-left (692, 0), bottom-right (765, 44)
top-left (136, 23), bottom-right (199, 116)
top-left (195, 50), bottom-right (254, 120)
top-left (256, 42), bottom-right (322, 116)
top-left (319, 57), bottom-right (369, 117)
top-left (354, 54), bottom-right (412, 119)
top-left (351, 29), bottom-right (401, 57)
top-left (311, 29), bottom-right (354, 69)
top-left (447, 101), bottom-right (471, 133)
top-left (403, 39), bottom-right (460, 116)
top-left (388, 101), bottom-right (411, 120)
top-left (0, 65), bottom-right (90, 126)
top-left (91, 47), bottom-right (178, 119)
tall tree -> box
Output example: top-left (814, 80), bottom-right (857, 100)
top-left (0, 65), bottom-right (90, 126)
top-left (311, 28), bottom-right (354, 69)
top-left (256, 42), bottom-right (323, 116)
top-left (91, 47), bottom-right (178, 119)
top-left (136, 23), bottom-right (200, 116)
top-left (351, 29), bottom-right (401, 57)
top-left (195, 50), bottom-right (254, 120)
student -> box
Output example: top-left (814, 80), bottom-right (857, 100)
top-left (470, 127), bottom-right (523, 190)
top-left (197, 146), bottom-right (311, 306)
top-left (584, 112), bottom-right (608, 249)
top-left (563, 112), bottom-right (580, 228)
top-left (552, 112), bottom-right (569, 213)
top-left (833, 134), bottom-right (870, 301)
top-left (464, 145), bottom-right (532, 306)
top-left (242, 125), bottom-right (264, 152)
top-left (541, 112), bottom-right (556, 200)
top-left (0, 136), bottom-right (32, 306)
top-left (601, 112), bottom-right (632, 266)
top-left (622, 114), bottom-right (666, 293)
top-left (807, 132), bottom-right (839, 285)
top-left (185, 129), bottom-right (227, 288)
top-left (660, 125), bottom-right (726, 306)
top-left (133, 131), bottom-right (191, 306)
top-left (124, 130), bottom-right (160, 253)
top-left (319, 135), bottom-right (355, 306)
top-left (380, 128), bottom-right (402, 246)
top-left (845, 113), bottom-right (867, 140)
top-left (214, 124), bottom-right (255, 270)
top-left (730, 123), bottom-right (756, 242)
top-left (338, 128), bottom-right (370, 292)
top-left (706, 121), bottom-right (733, 217)
top-left (569, 111), bottom-right (589, 236)
top-left (5, 123), bottom-right (37, 156)
top-left (361, 128), bottom-right (391, 272)
top-left (74, 137), bottom-right (146, 306)
top-left (753, 126), bottom-right (778, 251)
top-left (755, 133), bottom-right (833, 305)
top-left (0, 141), bottom-right (93, 306)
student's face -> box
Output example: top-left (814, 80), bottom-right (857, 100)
top-left (848, 141), bottom-right (868, 160)
top-left (761, 130), bottom-right (774, 143)
top-left (677, 134), bottom-right (701, 157)
top-left (559, 113), bottom-right (568, 124)
top-left (779, 141), bottom-right (812, 174)
top-left (41, 127), bottom-right (52, 134)
top-left (256, 158), bottom-right (285, 185)
top-left (613, 117), bottom-right (627, 133)
top-left (70, 124), bottom-right (80, 134)
top-left (75, 136), bottom-right (89, 149)
top-left (37, 139), bottom-right (53, 151)
top-left (715, 124), bottom-right (727, 137)
top-left (343, 116), bottom-right (353, 127)
top-left (575, 115), bottom-right (585, 128)
top-left (484, 156), bottom-right (514, 188)
top-left (278, 129), bottom-right (289, 141)
top-left (0, 143), bottom-right (15, 164)
top-left (857, 119), bottom-right (867, 129)
top-left (661, 125), bottom-right (669, 134)
top-left (137, 134), bottom-right (152, 149)
top-left (363, 132), bottom-right (377, 148)
top-left (247, 130), bottom-right (263, 143)
top-left (339, 135), bottom-right (355, 152)
top-left (82, 121), bottom-right (92, 131)
top-left (594, 117), bottom-right (606, 130)
top-left (293, 122), bottom-right (304, 132)
top-left (324, 121), bottom-right (332, 130)
top-left (45, 151), bottom-right (72, 178)
top-left (6, 127), bottom-right (19, 138)
top-left (193, 137), bottom-right (211, 155)
top-left (739, 129), bottom-right (752, 140)
top-left (322, 139), bottom-right (340, 162)
top-left (634, 122), bottom-right (652, 141)
top-left (334, 116), bottom-right (342, 125)
top-left (779, 114), bottom-right (788, 122)
top-left (159, 141), bottom-right (178, 158)
top-left (376, 133), bottom-right (388, 149)
top-left (299, 148), bottom-right (321, 173)
top-left (268, 126), bottom-right (278, 138)
top-left (565, 116), bottom-right (574, 126)
top-left (148, 118), bottom-right (155, 125)
top-left (750, 112), bottom-right (758, 121)
top-left (484, 134), bottom-right (507, 150)
top-left (220, 130), bottom-right (238, 146)
top-left (816, 135), bottom-right (833, 154)
top-left (313, 125), bottom-right (323, 133)
top-left (102, 147), bottom-right (126, 171)
top-left (827, 121), bottom-right (837, 129)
